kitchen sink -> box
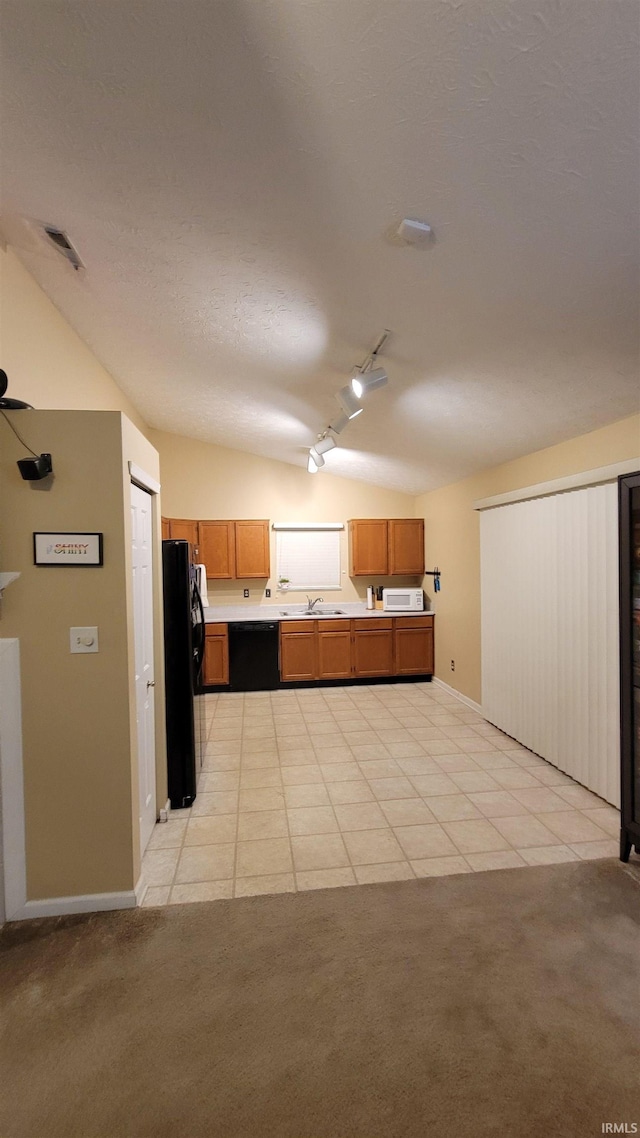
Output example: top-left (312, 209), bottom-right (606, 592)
top-left (280, 608), bottom-right (346, 617)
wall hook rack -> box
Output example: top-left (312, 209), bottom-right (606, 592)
top-left (424, 566), bottom-right (441, 592)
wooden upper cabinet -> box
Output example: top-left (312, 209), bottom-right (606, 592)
top-left (167, 518), bottom-right (199, 552)
top-left (199, 521), bottom-right (235, 579)
top-left (234, 520), bottom-right (270, 579)
top-left (388, 519), bottom-right (425, 575)
top-left (349, 519), bottom-right (389, 575)
top-left (165, 518), bottom-right (271, 579)
top-left (349, 518), bottom-right (425, 577)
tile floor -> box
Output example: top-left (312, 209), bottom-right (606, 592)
top-left (141, 682), bottom-right (620, 907)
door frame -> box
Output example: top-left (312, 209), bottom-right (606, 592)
top-left (128, 463), bottom-right (164, 863)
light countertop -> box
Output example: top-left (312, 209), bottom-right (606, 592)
top-left (203, 603), bottom-right (434, 623)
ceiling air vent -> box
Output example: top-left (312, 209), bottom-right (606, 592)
top-left (42, 225), bottom-right (84, 271)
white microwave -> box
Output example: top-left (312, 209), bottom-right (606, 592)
top-left (382, 588), bottom-right (424, 612)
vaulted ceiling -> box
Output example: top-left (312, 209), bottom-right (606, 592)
top-left (1, 0), bottom-right (638, 492)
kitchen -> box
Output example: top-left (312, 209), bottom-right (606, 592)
top-left (1, 3), bottom-right (639, 1132)
top-left (0, 0), bottom-right (637, 920)
top-left (145, 493), bottom-right (626, 905)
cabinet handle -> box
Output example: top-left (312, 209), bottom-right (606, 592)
top-left (146, 680), bottom-right (156, 688)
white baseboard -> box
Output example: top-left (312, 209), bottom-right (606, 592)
top-left (431, 676), bottom-right (484, 716)
top-left (135, 874), bottom-right (148, 907)
top-left (8, 890), bottom-right (138, 921)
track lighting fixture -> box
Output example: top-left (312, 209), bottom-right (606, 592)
top-left (305, 330), bottom-right (391, 473)
top-left (327, 412), bottom-right (350, 436)
top-left (336, 385), bottom-right (363, 420)
top-left (307, 448), bottom-right (324, 473)
top-left (351, 366), bottom-right (388, 398)
top-left (314, 434), bottom-right (336, 455)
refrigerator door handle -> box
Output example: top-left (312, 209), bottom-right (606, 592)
top-left (193, 583), bottom-right (206, 676)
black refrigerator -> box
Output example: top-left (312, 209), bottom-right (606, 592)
top-left (162, 540), bottom-right (206, 808)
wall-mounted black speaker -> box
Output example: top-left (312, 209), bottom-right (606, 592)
top-left (17, 453), bottom-right (53, 481)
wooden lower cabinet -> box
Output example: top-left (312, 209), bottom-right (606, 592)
top-left (278, 615), bottom-right (434, 684)
top-left (280, 627), bottom-right (317, 682)
top-left (352, 621), bottom-right (394, 677)
top-left (394, 617), bottom-right (434, 675)
top-left (317, 625), bottom-right (352, 679)
top-left (203, 623), bottom-right (229, 686)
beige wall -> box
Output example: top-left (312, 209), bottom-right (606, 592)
top-left (416, 414), bottom-right (640, 705)
top-left (0, 411), bottom-right (162, 901)
top-left (0, 246), bottom-right (148, 433)
top-left (150, 429), bottom-right (418, 605)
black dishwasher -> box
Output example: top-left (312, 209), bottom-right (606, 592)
top-left (228, 622), bottom-right (280, 691)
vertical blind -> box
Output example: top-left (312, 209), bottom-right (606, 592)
top-left (480, 482), bottom-right (619, 806)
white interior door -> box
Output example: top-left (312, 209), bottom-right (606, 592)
top-left (131, 482), bottom-right (156, 857)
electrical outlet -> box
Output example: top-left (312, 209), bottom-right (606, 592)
top-left (450, 659), bottom-right (455, 672)
top-left (243, 588), bottom-right (250, 598)
top-left (265, 588), bottom-right (271, 597)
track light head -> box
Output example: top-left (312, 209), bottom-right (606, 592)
top-left (351, 366), bottom-right (388, 398)
top-left (307, 448), bottom-right (324, 473)
top-left (314, 434), bottom-right (336, 455)
top-left (336, 385), bottom-right (363, 420)
top-left (327, 412), bottom-right (350, 436)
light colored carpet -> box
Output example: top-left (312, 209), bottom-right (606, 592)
top-left (1, 859), bottom-right (639, 1138)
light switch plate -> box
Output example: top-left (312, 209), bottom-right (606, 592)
top-left (70, 626), bottom-right (99, 653)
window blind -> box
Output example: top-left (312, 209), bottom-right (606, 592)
top-left (276, 529), bottom-right (341, 590)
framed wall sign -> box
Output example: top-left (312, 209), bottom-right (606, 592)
top-left (33, 532), bottom-right (103, 567)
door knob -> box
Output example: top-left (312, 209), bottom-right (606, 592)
top-left (146, 679), bottom-right (156, 688)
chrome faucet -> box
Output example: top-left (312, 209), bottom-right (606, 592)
top-left (305, 595), bottom-right (324, 613)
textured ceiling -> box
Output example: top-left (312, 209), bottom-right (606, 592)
top-left (1, 0), bottom-right (638, 493)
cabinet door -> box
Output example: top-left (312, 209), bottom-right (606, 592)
top-left (353, 629), bottom-right (394, 677)
top-left (388, 519), bottom-right (425, 575)
top-left (235, 520), bottom-right (270, 578)
top-left (168, 519), bottom-right (200, 552)
top-left (349, 519), bottom-right (388, 576)
top-left (317, 630), bottom-right (352, 679)
top-left (199, 521), bottom-right (235, 579)
top-left (161, 517), bottom-right (171, 540)
top-left (204, 626), bottom-right (229, 685)
top-left (394, 626), bottom-right (433, 675)
top-left (280, 632), bottom-right (317, 681)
